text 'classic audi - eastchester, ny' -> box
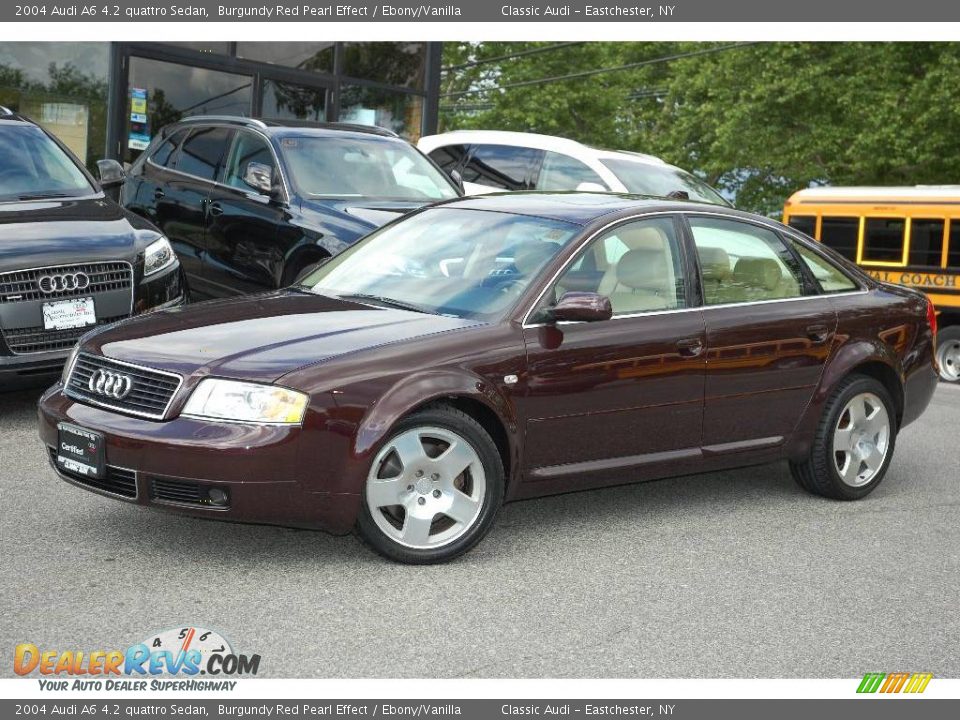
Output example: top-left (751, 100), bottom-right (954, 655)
top-left (39, 193), bottom-right (939, 563)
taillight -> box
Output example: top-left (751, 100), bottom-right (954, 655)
top-left (927, 299), bottom-right (938, 340)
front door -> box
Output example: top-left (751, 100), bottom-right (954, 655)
top-left (685, 214), bottom-right (837, 452)
top-left (204, 130), bottom-right (286, 296)
top-left (520, 215), bottom-right (706, 491)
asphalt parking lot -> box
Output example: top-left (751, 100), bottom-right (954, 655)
top-left (2, 383), bottom-right (958, 678)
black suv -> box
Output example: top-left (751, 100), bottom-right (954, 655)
top-left (0, 108), bottom-right (186, 389)
top-left (120, 117), bottom-right (461, 299)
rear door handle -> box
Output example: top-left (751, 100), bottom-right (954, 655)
top-left (677, 337), bottom-right (704, 357)
top-left (806, 324), bottom-right (830, 343)
top-left (153, 188), bottom-right (165, 199)
top-left (208, 202), bottom-right (224, 217)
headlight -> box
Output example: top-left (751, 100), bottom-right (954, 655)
top-left (143, 236), bottom-right (175, 277)
top-left (61, 344), bottom-right (80, 384)
top-left (182, 379), bottom-right (308, 425)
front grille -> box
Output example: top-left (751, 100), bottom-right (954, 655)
top-left (49, 447), bottom-right (137, 499)
top-left (0, 261), bottom-right (133, 304)
top-left (66, 353), bottom-right (182, 420)
top-left (2, 315), bottom-right (126, 354)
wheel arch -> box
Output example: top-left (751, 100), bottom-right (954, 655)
top-left (354, 370), bottom-right (520, 491)
top-left (785, 340), bottom-right (904, 461)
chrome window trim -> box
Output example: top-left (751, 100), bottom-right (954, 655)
top-left (0, 260), bottom-right (134, 315)
top-left (65, 352), bottom-right (184, 421)
top-left (519, 208), bottom-right (869, 328)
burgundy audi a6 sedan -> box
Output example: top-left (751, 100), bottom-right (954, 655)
top-left (38, 193), bottom-right (939, 563)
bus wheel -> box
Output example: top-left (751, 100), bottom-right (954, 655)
top-left (937, 326), bottom-right (960, 383)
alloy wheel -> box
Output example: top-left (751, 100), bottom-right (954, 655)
top-left (832, 392), bottom-right (891, 487)
top-left (365, 426), bottom-right (486, 549)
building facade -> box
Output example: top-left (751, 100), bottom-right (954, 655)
top-left (0, 41), bottom-right (442, 169)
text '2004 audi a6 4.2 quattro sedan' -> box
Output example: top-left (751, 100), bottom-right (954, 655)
top-left (39, 193), bottom-right (939, 563)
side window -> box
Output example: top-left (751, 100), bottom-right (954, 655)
top-left (175, 127), bottom-right (233, 182)
top-left (150, 129), bottom-right (187, 168)
top-left (790, 240), bottom-right (859, 293)
top-left (819, 216), bottom-right (859, 261)
top-left (550, 217), bottom-right (686, 316)
top-left (460, 144), bottom-right (541, 191)
top-left (689, 216), bottom-right (807, 305)
top-left (910, 219), bottom-right (945, 267)
top-left (223, 131), bottom-right (275, 190)
top-left (537, 151), bottom-right (607, 191)
top-left (786, 215), bottom-right (816, 238)
top-left (862, 217), bottom-right (905, 263)
top-left (428, 144), bottom-right (468, 173)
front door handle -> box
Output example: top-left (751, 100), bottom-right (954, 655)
top-left (806, 324), bottom-right (830, 343)
top-left (208, 201), bottom-right (224, 217)
top-left (677, 337), bottom-right (704, 357)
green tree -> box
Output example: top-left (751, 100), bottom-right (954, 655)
top-left (441, 42), bottom-right (960, 215)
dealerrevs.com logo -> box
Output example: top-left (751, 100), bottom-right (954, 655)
top-left (14, 626), bottom-right (261, 691)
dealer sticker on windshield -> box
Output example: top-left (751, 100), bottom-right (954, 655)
top-left (42, 297), bottom-right (96, 331)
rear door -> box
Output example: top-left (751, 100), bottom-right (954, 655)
top-left (685, 214), bottom-right (837, 452)
top-left (203, 129), bottom-right (286, 296)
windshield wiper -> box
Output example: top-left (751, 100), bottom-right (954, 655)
top-left (15, 192), bottom-right (76, 200)
top-left (337, 293), bottom-right (436, 315)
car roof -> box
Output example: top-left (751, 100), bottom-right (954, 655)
top-left (164, 116), bottom-right (403, 141)
top-left (430, 191), bottom-right (737, 226)
top-left (419, 130), bottom-right (665, 166)
top-left (788, 185), bottom-right (960, 203)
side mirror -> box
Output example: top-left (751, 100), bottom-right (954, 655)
top-left (666, 190), bottom-right (690, 200)
top-left (576, 181), bottom-right (607, 192)
top-left (96, 159), bottom-right (126, 189)
top-left (243, 162), bottom-right (275, 196)
top-left (549, 292), bottom-right (612, 323)
top-left (449, 169), bottom-right (465, 195)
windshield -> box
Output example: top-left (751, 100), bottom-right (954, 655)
top-left (280, 135), bottom-right (458, 202)
top-left (300, 207), bottom-right (579, 320)
top-left (600, 158), bottom-right (728, 205)
top-left (0, 124), bottom-right (93, 201)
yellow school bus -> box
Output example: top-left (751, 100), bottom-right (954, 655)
top-left (783, 186), bottom-right (960, 382)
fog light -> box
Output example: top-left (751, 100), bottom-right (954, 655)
top-left (207, 488), bottom-right (229, 506)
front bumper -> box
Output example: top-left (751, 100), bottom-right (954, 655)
top-left (38, 385), bottom-right (361, 534)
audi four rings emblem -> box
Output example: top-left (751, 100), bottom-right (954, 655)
top-left (37, 272), bottom-right (91, 294)
top-left (88, 369), bottom-right (134, 400)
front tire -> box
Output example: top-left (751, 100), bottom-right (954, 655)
top-left (936, 326), bottom-right (960, 383)
top-left (790, 375), bottom-right (897, 500)
top-left (356, 405), bottom-right (504, 564)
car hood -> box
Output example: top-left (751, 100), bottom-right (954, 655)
top-left (299, 197), bottom-right (433, 235)
top-left (0, 195), bottom-right (151, 268)
top-left (86, 290), bottom-right (482, 384)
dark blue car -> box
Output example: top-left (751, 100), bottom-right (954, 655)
top-left (121, 117), bottom-right (460, 299)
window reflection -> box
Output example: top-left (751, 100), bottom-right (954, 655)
top-left (236, 42), bottom-right (334, 73)
top-left (261, 80), bottom-right (327, 122)
top-left (340, 85), bottom-right (423, 140)
top-left (343, 42), bottom-right (426, 90)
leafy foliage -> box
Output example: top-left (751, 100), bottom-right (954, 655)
top-left (441, 42), bottom-right (960, 215)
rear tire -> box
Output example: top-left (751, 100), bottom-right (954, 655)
top-left (936, 326), bottom-right (960, 383)
top-left (356, 405), bottom-right (504, 564)
top-left (790, 375), bottom-right (897, 500)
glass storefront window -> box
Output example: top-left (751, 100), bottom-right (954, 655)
top-left (261, 80), bottom-right (328, 122)
top-left (125, 56), bottom-right (252, 163)
top-left (236, 42), bottom-right (334, 73)
top-left (0, 42), bottom-right (108, 170)
top-left (343, 42), bottom-right (426, 90)
top-left (339, 85), bottom-right (424, 140)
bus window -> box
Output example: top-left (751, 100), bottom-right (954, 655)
top-left (910, 219), bottom-right (945, 268)
top-left (949, 222), bottom-right (960, 269)
top-left (819, 217), bottom-right (859, 261)
top-left (862, 217), bottom-right (905, 263)
top-left (787, 215), bottom-right (816, 238)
